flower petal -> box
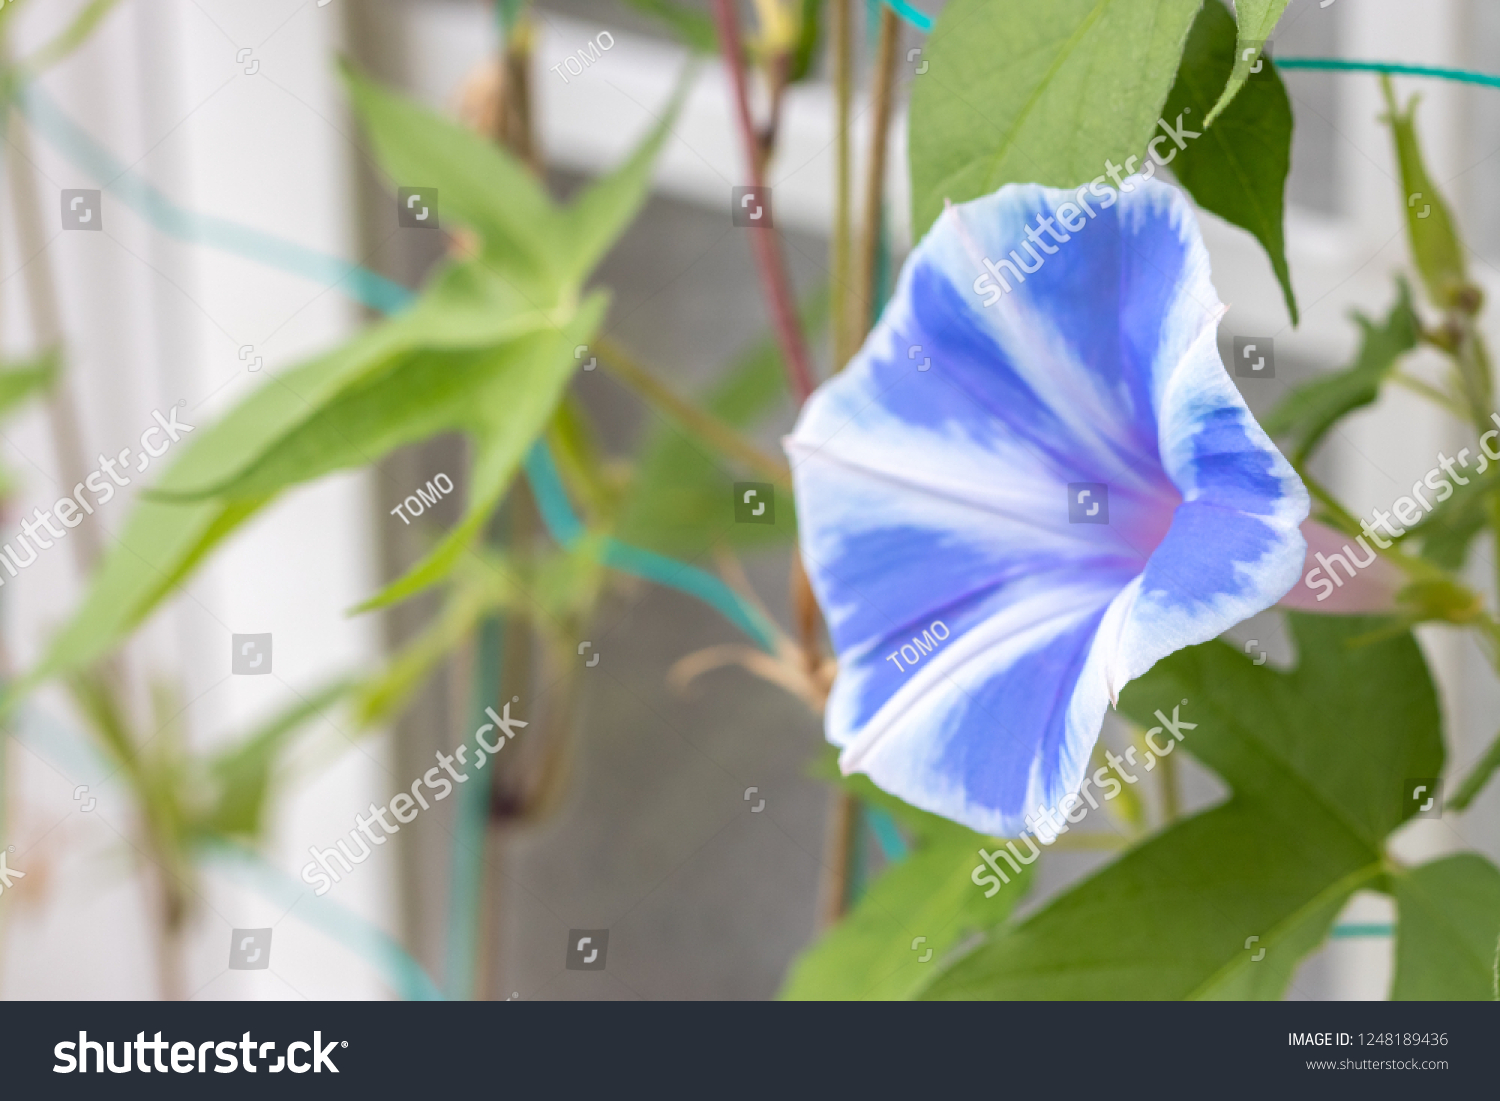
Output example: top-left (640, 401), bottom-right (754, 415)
top-left (1279, 518), bottom-right (1405, 613)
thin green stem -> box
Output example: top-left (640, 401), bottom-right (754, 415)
top-left (594, 336), bottom-right (791, 483)
top-left (1390, 371), bottom-right (1467, 418)
top-left (1449, 728), bottom-right (1500, 811)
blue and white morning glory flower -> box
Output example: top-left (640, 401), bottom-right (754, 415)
top-left (785, 177), bottom-right (1309, 836)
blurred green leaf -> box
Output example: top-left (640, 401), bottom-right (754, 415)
top-left (21, 69), bottom-right (678, 698)
top-left (22, 496), bottom-right (268, 693)
top-left (1262, 282), bottom-right (1418, 464)
top-left (788, 0), bottom-right (823, 83)
top-left (622, 0), bottom-right (718, 54)
top-left (22, 0), bottom-right (121, 74)
top-left (908, 0), bottom-right (1200, 236)
top-left (923, 615), bottom-right (1442, 999)
top-left (1202, 0), bottom-right (1289, 127)
top-left (1164, 0), bottom-right (1298, 324)
top-left (356, 294), bottom-right (608, 611)
top-left (781, 820), bottom-right (1030, 1000)
top-left (342, 61), bottom-right (561, 288)
top-left (1381, 78), bottom-right (1471, 311)
top-left (0, 348), bottom-right (56, 413)
top-left (197, 681), bottom-right (353, 839)
top-left (1391, 854), bottom-right (1500, 1000)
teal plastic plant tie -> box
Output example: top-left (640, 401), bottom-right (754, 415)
top-left (1275, 57), bottom-right (1500, 90)
top-left (444, 615), bottom-right (503, 999)
top-left (205, 840), bottom-right (445, 1000)
top-left (524, 441), bottom-right (780, 652)
top-left (882, 0), bottom-right (931, 33)
top-left (1329, 922), bottom-right (1395, 938)
top-left (522, 441), bottom-right (587, 546)
top-left (865, 805), bottom-right (909, 862)
top-left (20, 85), bottom-right (415, 316)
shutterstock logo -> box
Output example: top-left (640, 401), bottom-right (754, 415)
top-left (55, 1031), bottom-right (344, 1074)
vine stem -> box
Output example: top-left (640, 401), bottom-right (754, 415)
top-left (712, 0), bottom-right (816, 405)
top-left (854, 6), bottom-right (899, 340)
top-left (829, 0), bottom-right (855, 369)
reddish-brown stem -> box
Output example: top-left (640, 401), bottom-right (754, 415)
top-left (712, 0), bottom-right (817, 405)
top-left (855, 7), bottom-right (899, 339)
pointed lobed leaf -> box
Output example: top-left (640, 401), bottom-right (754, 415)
top-left (922, 615), bottom-right (1442, 999)
top-left (908, 0), bottom-right (1201, 236)
top-left (1163, 0), bottom-right (1298, 324)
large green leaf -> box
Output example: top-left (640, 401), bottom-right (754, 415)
top-left (922, 615), bottom-right (1442, 1000)
top-left (1202, 0), bottom-right (1289, 127)
top-left (907, 0), bottom-right (1201, 235)
top-left (781, 821), bottom-right (1031, 1000)
top-left (1261, 282), bottom-right (1418, 464)
top-left (1163, 0), bottom-right (1298, 323)
top-left (1390, 853), bottom-right (1500, 1000)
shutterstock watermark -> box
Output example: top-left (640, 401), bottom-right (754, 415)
top-left (1302, 415), bottom-right (1500, 601)
top-left (970, 702), bottom-right (1196, 896)
top-left (54, 1031), bottom-right (343, 1074)
top-left (971, 111), bottom-right (1202, 305)
top-left (0, 406), bottom-right (192, 588)
top-left (300, 700), bottom-right (528, 895)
